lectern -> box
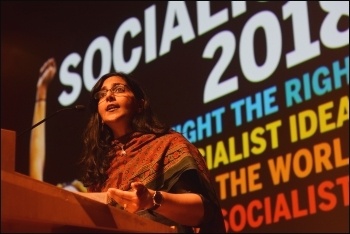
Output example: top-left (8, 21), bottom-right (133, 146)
top-left (1, 129), bottom-right (177, 233)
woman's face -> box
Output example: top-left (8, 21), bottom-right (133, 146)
top-left (97, 76), bottom-right (140, 136)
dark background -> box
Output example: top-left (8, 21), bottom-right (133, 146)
top-left (2, 1), bottom-right (348, 232)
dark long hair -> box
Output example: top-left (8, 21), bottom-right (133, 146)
top-left (78, 72), bottom-right (171, 190)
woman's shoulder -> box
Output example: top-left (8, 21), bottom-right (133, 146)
top-left (160, 131), bottom-right (198, 150)
top-left (142, 130), bottom-right (193, 148)
top-left (164, 130), bottom-right (188, 141)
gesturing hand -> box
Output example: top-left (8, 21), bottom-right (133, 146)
top-left (37, 57), bottom-right (56, 89)
top-left (107, 182), bottom-right (153, 213)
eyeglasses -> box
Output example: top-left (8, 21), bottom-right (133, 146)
top-left (94, 84), bottom-right (128, 100)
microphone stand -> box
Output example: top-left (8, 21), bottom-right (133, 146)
top-left (18, 105), bottom-right (85, 138)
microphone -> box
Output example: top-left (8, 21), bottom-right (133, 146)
top-left (18, 105), bottom-right (86, 137)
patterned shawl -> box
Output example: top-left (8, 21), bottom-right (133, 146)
top-left (101, 131), bottom-right (212, 192)
top-left (97, 131), bottom-right (226, 233)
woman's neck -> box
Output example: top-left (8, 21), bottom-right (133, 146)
top-left (113, 129), bottom-right (133, 139)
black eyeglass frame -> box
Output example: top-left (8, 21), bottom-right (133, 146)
top-left (94, 83), bottom-right (128, 100)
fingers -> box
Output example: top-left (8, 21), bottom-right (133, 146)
top-left (130, 181), bottom-right (143, 190)
top-left (130, 182), bottom-right (148, 197)
top-left (107, 185), bottom-right (148, 212)
top-left (107, 188), bottom-right (135, 212)
top-left (107, 196), bottom-right (118, 207)
top-left (38, 58), bottom-right (57, 86)
top-left (39, 58), bottom-right (56, 74)
top-left (107, 188), bottom-right (133, 204)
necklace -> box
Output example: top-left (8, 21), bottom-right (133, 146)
top-left (120, 144), bottom-right (127, 156)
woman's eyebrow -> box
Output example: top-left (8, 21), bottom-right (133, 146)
top-left (101, 83), bottom-right (125, 90)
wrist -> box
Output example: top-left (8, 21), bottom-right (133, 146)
top-left (149, 190), bottom-right (163, 211)
top-left (36, 98), bottom-right (46, 102)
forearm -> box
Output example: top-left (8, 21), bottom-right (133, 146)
top-left (29, 100), bottom-right (46, 180)
top-left (107, 182), bottom-right (207, 227)
top-left (35, 84), bottom-right (48, 101)
top-left (29, 57), bottom-right (56, 180)
top-left (150, 191), bottom-right (204, 227)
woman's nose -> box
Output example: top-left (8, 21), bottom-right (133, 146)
top-left (106, 91), bottom-right (116, 101)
